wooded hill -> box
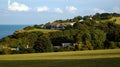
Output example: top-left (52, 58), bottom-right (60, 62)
top-left (0, 13), bottom-right (120, 54)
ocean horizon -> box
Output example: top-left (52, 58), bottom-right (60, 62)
top-left (0, 25), bottom-right (30, 39)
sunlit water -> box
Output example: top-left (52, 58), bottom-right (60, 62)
top-left (0, 25), bottom-right (28, 39)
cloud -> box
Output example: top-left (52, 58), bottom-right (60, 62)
top-left (90, 8), bottom-right (106, 13)
top-left (112, 7), bottom-right (120, 13)
top-left (37, 6), bottom-right (49, 12)
top-left (8, 0), bottom-right (30, 11)
top-left (66, 6), bottom-right (77, 13)
top-left (54, 8), bottom-right (63, 13)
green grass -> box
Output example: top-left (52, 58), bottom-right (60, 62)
top-left (16, 29), bottom-right (59, 34)
top-left (26, 29), bottom-right (59, 33)
top-left (98, 17), bottom-right (120, 24)
top-left (110, 17), bottom-right (120, 24)
top-left (0, 49), bottom-right (120, 67)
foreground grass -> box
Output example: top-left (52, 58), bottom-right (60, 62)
top-left (0, 49), bottom-right (120, 67)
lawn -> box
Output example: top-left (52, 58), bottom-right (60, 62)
top-left (0, 49), bottom-right (120, 67)
top-left (96, 17), bottom-right (120, 24)
top-left (26, 29), bottom-right (59, 33)
top-left (16, 29), bottom-right (59, 34)
top-left (110, 17), bottom-right (120, 24)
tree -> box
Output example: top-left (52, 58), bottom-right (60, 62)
top-left (75, 42), bottom-right (84, 50)
top-left (73, 22), bottom-right (87, 31)
top-left (93, 13), bottom-right (100, 20)
top-left (73, 16), bottom-right (82, 22)
top-left (33, 35), bottom-right (53, 52)
top-left (90, 29), bottom-right (106, 49)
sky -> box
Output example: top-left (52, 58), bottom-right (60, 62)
top-left (0, 0), bottom-right (120, 25)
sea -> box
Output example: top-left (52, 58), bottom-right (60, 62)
top-left (0, 25), bottom-right (29, 39)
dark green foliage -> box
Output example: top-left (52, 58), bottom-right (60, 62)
top-left (49, 30), bottom-right (79, 46)
top-left (0, 49), bottom-right (11, 54)
top-left (93, 13), bottom-right (100, 20)
top-left (73, 22), bottom-right (88, 31)
top-left (93, 13), bottom-right (120, 20)
top-left (64, 45), bottom-right (74, 51)
top-left (90, 29), bottom-right (106, 49)
top-left (73, 16), bottom-right (82, 22)
top-left (65, 25), bottom-right (73, 30)
top-left (100, 13), bottom-right (112, 20)
top-left (33, 35), bottom-right (53, 52)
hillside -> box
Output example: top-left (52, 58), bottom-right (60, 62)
top-left (0, 49), bottom-right (120, 67)
top-left (0, 13), bottom-right (120, 54)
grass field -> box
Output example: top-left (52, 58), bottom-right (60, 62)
top-left (0, 49), bottom-right (120, 67)
top-left (99, 17), bottom-right (120, 24)
top-left (16, 29), bottom-right (59, 34)
top-left (110, 17), bottom-right (120, 24)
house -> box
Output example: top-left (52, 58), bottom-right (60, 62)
top-left (79, 19), bottom-right (84, 22)
top-left (62, 43), bottom-right (73, 48)
top-left (56, 24), bottom-right (65, 29)
top-left (90, 17), bottom-right (93, 20)
top-left (11, 48), bottom-right (17, 51)
top-left (45, 24), bottom-right (65, 29)
top-left (39, 24), bottom-right (45, 29)
top-left (69, 22), bottom-right (76, 26)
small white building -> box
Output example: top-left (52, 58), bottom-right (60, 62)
top-left (69, 22), bottom-right (76, 26)
top-left (79, 19), bottom-right (84, 22)
top-left (62, 43), bottom-right (72, 48)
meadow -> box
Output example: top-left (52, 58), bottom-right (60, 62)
top-left (99, 17), bottom-right (120, 24)
top-left (0, 49), bottom-right (120, 67)
top-left (110, 17), bottom-right (120, 24)
top-left (15, 29), bottom-right (59, 34)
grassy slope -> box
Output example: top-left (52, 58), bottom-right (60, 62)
top-left (99, 17), bottom-right (120, 24)
top-left (110, 17), bottom-right (120, 24)
top-left (16, 29), bottom-right (59, 34)
top-left (0, 49), bottom-right (120, 67)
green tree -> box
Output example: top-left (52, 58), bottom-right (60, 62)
top-left (73, 16), bottom-right (82, 22)
top-left (33, 35), bottom-right (53, 52)
top-left (75, 42), bottom-right (84, 50)
top-left (73, 22), bottom-right (87, 31)
top-left (91, 29), bottom-right (106, 49)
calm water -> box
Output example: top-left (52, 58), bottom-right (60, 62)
top-left (0, 25), bottom-right (28, 39)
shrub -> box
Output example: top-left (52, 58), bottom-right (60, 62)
top-left (109, 42), bottom-right (116, 49)
top-left (1, 49), bottom-right (11, 54)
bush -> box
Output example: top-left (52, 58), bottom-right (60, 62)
top-left (74, 42), bottom-right (83, 50)
top-left (26, 48), bottom-right (35, 53)
top-left (10, 50), bottom-right (19, 54)
top-left (64, 46), bottom-right (74, 51)
top-left (53, 48), bottom-right (64, 52)
top-left (117, 42), bottom-right (120, 48)
top-left (1, 49), bottom-right (11, 54)
top-left (86, 41), bottom-right (93, 50)
top-left (109, 42), bottom-right (116, 49)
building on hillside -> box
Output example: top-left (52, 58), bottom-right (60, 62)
top-left (62, 43), bottom-right (74, 48)
top-left (56, 24), bottom-right (65, 29)
top-left (44, 24), bottom-right (65, 29)
top-left (69, 22), bottom-right (76, 26)
top-left (79, 19), bottom-right (84, 22)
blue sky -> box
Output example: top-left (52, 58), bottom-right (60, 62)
top-left (0, 0), bottom-right (120, 25)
